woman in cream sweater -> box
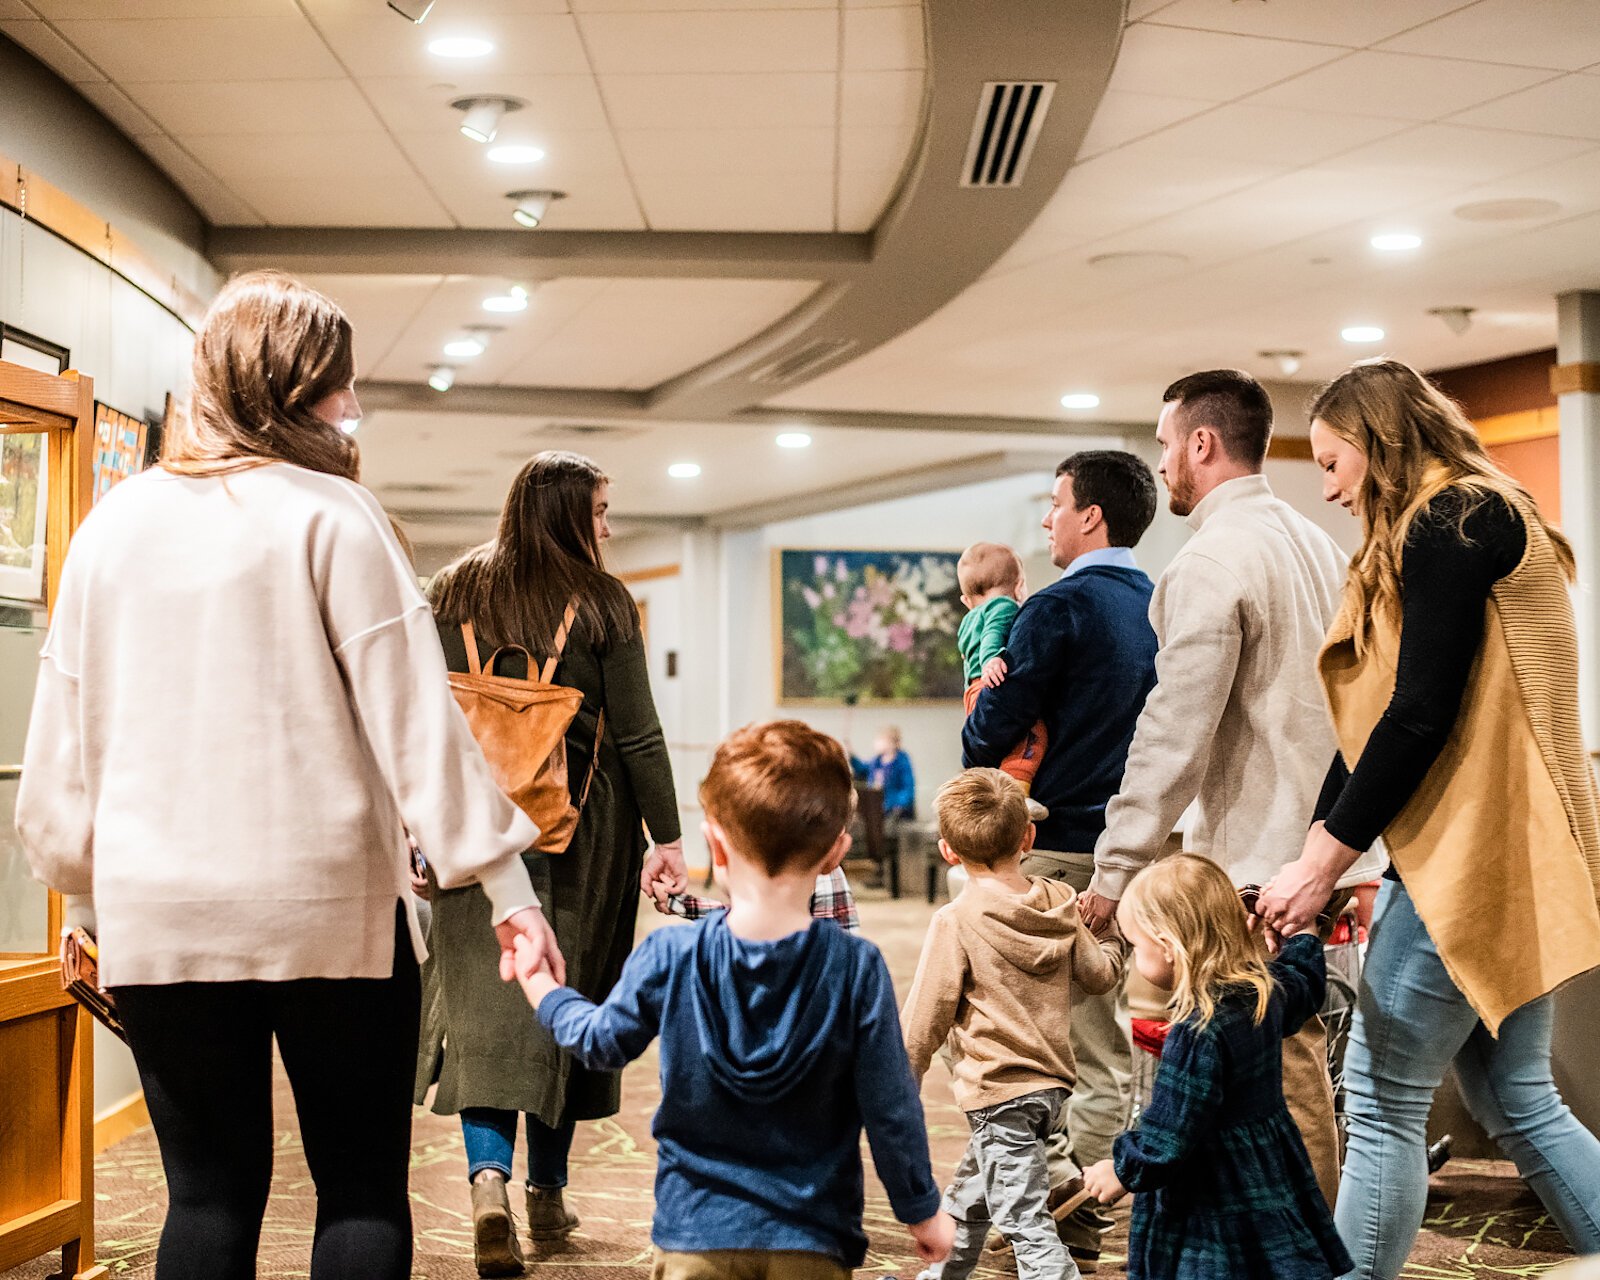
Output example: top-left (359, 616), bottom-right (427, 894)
top-left (16, 271), bottom-right (560, 1280)
top-left (1258, 358), bottom-right (1600, 1276)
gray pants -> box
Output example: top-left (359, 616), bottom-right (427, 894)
top-left (922, 1088), bottom-right (1079, 1280)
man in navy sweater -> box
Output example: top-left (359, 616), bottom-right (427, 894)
top-left (962, 449), bottom-right (1158, 1269)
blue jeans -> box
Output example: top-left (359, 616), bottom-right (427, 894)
top-left (461, 1108), bottom-right (577, 1188)
top-left (1335, 880), bottom-right (1600, 1277)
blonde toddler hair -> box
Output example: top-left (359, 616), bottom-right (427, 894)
top-left (957, 542), bottom-right (1024, 598)
top-left (1121, 854), bottom-right (1274, 1027)
top-left (934, 768), bottom-right (1029, 867)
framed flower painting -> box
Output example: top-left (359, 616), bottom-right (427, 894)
top-left (775, 548), bottom-right (965, 703)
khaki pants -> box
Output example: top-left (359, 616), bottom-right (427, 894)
top-left (653, 1249), bottom-right (850, 1280)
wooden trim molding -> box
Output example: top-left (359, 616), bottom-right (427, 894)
top-left (1550, 362), bottom-right (1600, 395)
top-left (93, 1092), bottom-right (150, 1155)
top-left (1268, 436), bottom-right (1315, 461)
top-left (616, 562), bottom-right (681, 584)
top-left (1476, 407), bottom-right (1559, 446)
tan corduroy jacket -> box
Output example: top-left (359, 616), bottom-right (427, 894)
top-left (901, 876), bottom-right (1124, 1112)
top-left (1320, 490), bottom-right (1600, 1033)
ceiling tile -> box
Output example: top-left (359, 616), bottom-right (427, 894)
top-left (0, 0), bottom-right (35, 15)
top-left (577, 11), bottom-right (837, 76)
top-left (601, 73), bottom-right (836, 131)
top-left (617, 127), bottom-right (835, 176)
top-left (50, 16), bottom-right (343, 82)
top-left (130, 134), bottom-right (264, 224)
top-left (838, 166), bottom-right (902, 231)
top-left (632, 171), bottom-right (834, 231)
top-left (245, 178), bottom-right (454, 227)
top-left (839, 123), bottom-right (918, 173)
top-left (1336, 122), bottom-right (1594, 185)
top-left (1127, 0), bottom-right (1179, 16)
top-left (359, 75), bottom-right (609, 135)
top-left (1122, 102), bottom-right (1409, 168)
top-left (181, 130), bottom-right (422, 187)
top-left (1143, 0), bottom-right (1477, 50)
top-left (1249, 50), bottom-right (1555, 121)
top-left (310, 14), bottom-right (589, 78)
top-left (1380, 0), bottom-right (1600, 69)
top-left (1449, 73), bottom-right (1600, 140)
top-left (32, 0), bottom-right (284, 13)
top-left (1075, 91), bottom-right (1219, 159)
top-left (572, 0), bottom-right (822, 8)
top-left (842, 0), bottom-right (922, 6)
top-left (300, 0), bottom-right (568, 15)
top-left (0, 19), bottom-right (107, 82)
top-left (122, 78), bottom-right (384, 136)
top-left (1109, 23), bottom-right (1345, 102)
top-left (74, 80), bottom-right (164, 138)
top-left (842, 6), bottom-right (925, 73)
top-left (840, 69), bottom-right (925, 131)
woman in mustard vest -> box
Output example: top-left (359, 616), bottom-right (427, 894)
top-left (1258, 358), bottom-right (1600, 1276)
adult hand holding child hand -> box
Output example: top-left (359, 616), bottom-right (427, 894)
top-left (1082, 1159), bottom-right (1127, 1207)
top-left (908, 1211), bottom-right (955, 1263)
top-left (495, 906), bottom-right (565, 986)
top-left (641, 838), bottom-right (689, 908)
top-left (511, 932), bottom-right (562, 1008)
top-left (1078, 889), bottom-right (1118, 936)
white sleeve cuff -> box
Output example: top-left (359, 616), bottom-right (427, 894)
top-left (478, 856), bottom-right (540, 925)
top-left (1089, 864), bottom-right (1134, 901)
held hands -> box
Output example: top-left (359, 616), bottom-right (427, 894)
top-left (908, 1211), bottom-right (956, 1264)
top-left (1082, 1159), bottom-right (1128, 1207)
top-left (1077, 889), bottom-right (1119, 937)
top-left (1255, 822), bottom-right (1352, 938)
top-left (510, 932), bottom-right (562, 1008)
top-left (495, 906), bottom-right (565, 986)
top-left (980, 655), bottom-right (1009, 689)
top-left (641, 839), bottom-right (689, 909)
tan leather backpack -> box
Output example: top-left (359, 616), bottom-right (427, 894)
top-left (448, 602), bottom-right (604, 855)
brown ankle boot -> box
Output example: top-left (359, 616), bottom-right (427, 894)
top-left (470, 1171), bottom-right (526, 1277)
top-left (525, 1183), bottom-right (580, 1241)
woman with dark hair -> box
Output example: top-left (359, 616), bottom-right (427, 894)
top-left (16, 270), bottom-right (557, 1280)
top-left (1257, 358), bottom-right (1600, 1275)
top-left (418, 450), bottom-right (686, 1275)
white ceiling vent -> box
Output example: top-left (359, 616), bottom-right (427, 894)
top-left (960, 81), bottom-right (1055, 189)
top-left (748, 338), bottom-right (858, 385)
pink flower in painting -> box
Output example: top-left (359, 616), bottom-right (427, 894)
top-left (853, 585), bottom-right (868, 601)
top-left (844, 599), bottom-right (875, 639)
top-left (822, 582), bottom-right (835, 600)
top-left (814, 554), bottom-right (830, 576)
top-left (887, 622), bottom-right (915, 653)
top-left (867, 577), bottom-right (894, 607)
top-left (802, 586), bottom-right (822, 609)
top-left (834, 613), bottom-right (847, 627)
top-left (836, 559), bottom-right (849, 582)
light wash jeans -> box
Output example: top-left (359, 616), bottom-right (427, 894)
top-left (1335, 879), bottom-right (1600, 1278)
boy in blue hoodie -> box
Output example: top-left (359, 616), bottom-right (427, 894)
top-left (512, 719), bottom-right (954, 1278)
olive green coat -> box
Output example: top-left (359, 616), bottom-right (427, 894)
top-left (414, 613), bottom-right (680, 1124)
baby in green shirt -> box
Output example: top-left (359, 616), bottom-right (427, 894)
top-left (957, 543), bottom-right (1048, 820)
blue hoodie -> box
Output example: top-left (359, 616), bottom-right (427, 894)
top-left (537, 914), bottom-right (941, 1264)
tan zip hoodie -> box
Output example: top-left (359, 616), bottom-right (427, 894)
top-left (901, 876), bottom-right (1124, 1112)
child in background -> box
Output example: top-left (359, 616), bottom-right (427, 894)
top-left (662, 865), bottom-right (860, 932)
top-left (513, 720), bottom-right (953, 1277)
top-left (956, 543), bottom-right (1048, 821)
top-left (902, 769), bottom-right (1125, 1280)
top-left (1080, 855), bottom-right (1353, 1280)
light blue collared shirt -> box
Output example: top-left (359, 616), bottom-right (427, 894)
top-left (1063, 546), bottom-right (1139, 578)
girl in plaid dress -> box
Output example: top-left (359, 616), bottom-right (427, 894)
top-left (1081, 856), bottom-right (1353, 1280)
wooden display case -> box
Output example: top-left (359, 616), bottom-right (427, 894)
top-left (0, 357), bottom-right (106, 1280)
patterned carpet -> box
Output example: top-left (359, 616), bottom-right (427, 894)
top-left (6, 895), bottom-right (1579, 1279)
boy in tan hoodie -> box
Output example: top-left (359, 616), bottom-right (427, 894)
top-left (903, 768), bottom-right (1125, 1280)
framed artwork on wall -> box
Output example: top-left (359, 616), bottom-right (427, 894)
top-left (91, 401), bottom-right (146, 503)
top-left (0, 430), bottom-right (48, 604)
top-left (775, 548), bottom-right (966, 704)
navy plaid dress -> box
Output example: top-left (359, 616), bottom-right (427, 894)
top-left (1113, 934), bottom-right (1354, 1280)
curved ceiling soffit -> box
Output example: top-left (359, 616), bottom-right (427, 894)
top-left (353, 0), bottom-right (1125, 423)
top-left (647, 0), bottom-right (1125, 421)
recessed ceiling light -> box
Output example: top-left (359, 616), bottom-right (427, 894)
top-left (482, 291), bottom-right (528, 313)
top-left (1370, 232), bottom-right (1422, 252)
top-left (487, 144), bottom-right (545, 165)
top-left (341, 418), bottom-right (360, 435)
top-left (428, 36), bottom-right (493, 58)
top-left (428, 365), bottom-right (455, 391)
top-left (452, 95), bottom-right (524, 144)
top-left (1059, 393), bottom-right (1100, 410)
top-left (444, 337), bottom-right (485, 358)
top-left (668, 462), bottom-right (701, 479)
top-left (507, 189), bottom-right (565, 228)
top-left (776, 432), bottom-right (812, 449)
top-left (1341, 325), bottom-right (1385, 344)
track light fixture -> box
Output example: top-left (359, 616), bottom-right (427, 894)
top-left (507, 189), bottom-right (566, 228)
top-left (428, 365), bottom-right (455, 392)
top-left (387, 0), bottom-right (434, 22)
top-left (1258, 349), bottom-right (1304, 377)
top-left (452, 95), bottom-right (524, 144)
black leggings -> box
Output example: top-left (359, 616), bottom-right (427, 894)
top-left (113, 907), bottom-right (420, 1280)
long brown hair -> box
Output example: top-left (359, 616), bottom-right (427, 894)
top-left (1309, 358), bottom-right (1573, 634)
top-left (1121, 855), bottom-right (1274, 1028)
top-left (430, 450), bottom-right (636, 652)
top-left (163, 270), bottom-right (358, 480)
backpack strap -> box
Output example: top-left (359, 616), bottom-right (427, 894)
top-left (539, 599), bottom-right (581, 684)
top-left (578, 707), bottom-right (606, 809)
top-left (461, 622), bottom-right (482, 676)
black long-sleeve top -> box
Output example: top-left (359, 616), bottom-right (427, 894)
top-left (1314, 489), bottom-right (1526, 856)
